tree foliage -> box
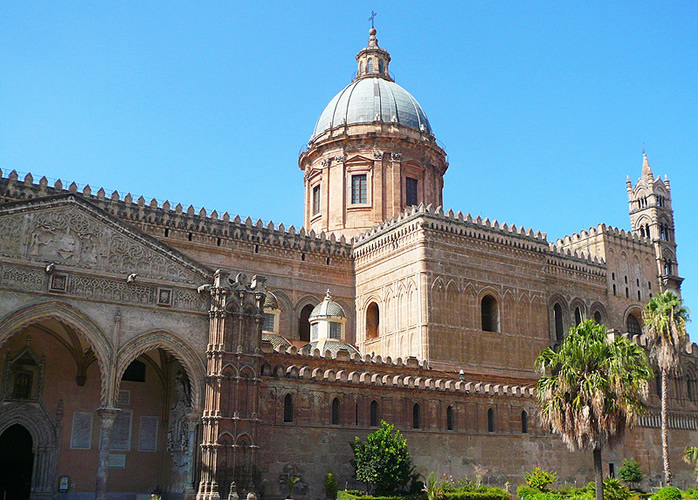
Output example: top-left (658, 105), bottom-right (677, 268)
top-left (535, 320), bottom-right (653, 500)
top-left (618, 458), bottom-right (642, 488)
top-left (524, 467), bottom-right (557, 491)
top-left (684, 446), bottom-right (698, 478)
top-left (350, 421), bottom-right (412, 496)
top-left (643, 291), bottom-right (690, 486)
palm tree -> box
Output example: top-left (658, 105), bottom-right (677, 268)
top-left (535, 320), bottom-right (653, 500)
top-left (684, 446), bottom-right (698, 479)
top-left (642, 291), bottom-right (690, 486)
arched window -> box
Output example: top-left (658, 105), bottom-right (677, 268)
top-left (366, 302), bottom-right (380, 339)
top-left (594, 311), bottom-right (602, 324)
top-left (370, 400), bottom-right (379, 427)
top-left (553, 303), bottom-right (564, 343)
top-left (446, 406), bottom-right (454, 431)
top-left (626, 314), bottom-right (641, 335)
top-left (378, 60), bottom-right (384, 73)
top-left (521, 410), bottom-right (528, 434)
top-left (283, 394), bottom-right (293, 423)
top-left (487, 408), bottom-right (495, 433)
top-left (574, 307), bottom-right (582, 326)
top-left (481, 295), bottom-right (499, 332)
top-left (298, 304), bottom-right (315, 342)
top-left (367, 58), bottom-right (374, 72)
top-left (412, 403), bottom-right (420, 429)
top-left (687, 371), bottom-right (697, 403)
top-left (331, 397), bottom-right (340, 425)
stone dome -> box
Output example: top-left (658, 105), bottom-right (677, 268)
top-left (310, 78), bottom-right (433, 141)
top-left (309, 291), bottom-right (346, 320)
top-left (263, 292), bottom-right (279, 310)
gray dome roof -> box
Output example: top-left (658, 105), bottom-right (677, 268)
top-left (311, 78), bottom-right (433, 141)
top-left (300, 338), bottom-right (360, 357)
top-left (262, 333), bottom-right (292, 351)
top-left (309, 291), bottom-right (346, 320)
top-left (264, 292), bottom-right (279, 310)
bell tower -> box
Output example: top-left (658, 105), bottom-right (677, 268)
top-left (299, 28), bottom-right (448, 239)
top-left (627, 152), bottom-right (682, 292)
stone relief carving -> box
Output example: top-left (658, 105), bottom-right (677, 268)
top-left (373, 151), bottom-right (384, 160)
top-left (168, 371), bottom-right (193, 468)
top-left (391, 152), bottom-right (403, 162)
top-left (0, 206), bottom-right (203, 284)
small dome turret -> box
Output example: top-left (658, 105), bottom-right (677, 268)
top-left (307, 290), bottom-right (347, 342)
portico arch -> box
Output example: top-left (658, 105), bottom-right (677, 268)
top-left (115, 330), bottom-right (205, 413)
top-left (0, 301), bottom-right (112, 406)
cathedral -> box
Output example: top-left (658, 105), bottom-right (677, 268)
top-left (0, 27), bottom-right (696, 500)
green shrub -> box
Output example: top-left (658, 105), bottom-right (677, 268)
top-left (654, 487), bottom-right (682, 500)
top-left (442, 488), bottom-right (509, 500)
top-left (524, 467), bottom-right (558, 492)
top-left (602, 478), bottom-right (631, 500)
top-left (517, 485), bottom-right (540, 500)
top-left (619, 458), bottom-right (643, 489)
top-left (350, 421), bottom-right (413, 495)
top-left (325, 473), bottom-right (339, 499)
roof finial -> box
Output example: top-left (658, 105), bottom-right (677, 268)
top-left (325, 289), bottom-right (332, 300)
top-left (369, 10), bottom-right (377, 30)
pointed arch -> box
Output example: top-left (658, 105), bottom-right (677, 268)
top-left (0, 301), bottom-right (112, 406)
top-left (116, 330), bottom-right (205, 412)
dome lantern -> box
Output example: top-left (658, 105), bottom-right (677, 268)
top-left (355, 28), bottom-right (392, 81)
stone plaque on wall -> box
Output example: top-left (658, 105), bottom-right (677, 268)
top-left (70, 411), bottom-right (93, 449)
top-left (107, 454), bottom-right (126, 468)
top-left (138, 416), bottom-right (159, 452)
top-left (109, 409), bottom-right (132, 451)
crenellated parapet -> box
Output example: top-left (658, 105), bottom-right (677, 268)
top-left (353, 202), bottom-right (549, 261)
top-left (352, 202), bottom-right (606, 279)
top-left (0, 169), bottom-right (353, 259)
top-left (260, 340), bottom-right (536, 398)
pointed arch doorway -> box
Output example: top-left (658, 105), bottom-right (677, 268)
top-left (0, 424), bottom-right (34, 500)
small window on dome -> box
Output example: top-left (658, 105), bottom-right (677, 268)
top-left (312, 185), bottom-right (321, 215)
top-left (311, 323), bottom-right (319, 341)
top-left (329, 322), bottom-right (342, 340)
top-left (367, 58), bottom-right (374, 72)
top-left (378, 60), bottom-right (384, 73)
top-left (352, 174), bottom-right (367, 204)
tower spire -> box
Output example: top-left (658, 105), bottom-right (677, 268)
top-left (642, 151), bottom-right (654, 179)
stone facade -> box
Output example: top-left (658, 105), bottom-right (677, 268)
top-left (0, 28), bottom-right (696, 500)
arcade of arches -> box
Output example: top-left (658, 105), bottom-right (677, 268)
top-left (0, 313), bottom-right (201, 500)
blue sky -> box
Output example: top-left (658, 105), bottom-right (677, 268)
top-left (1, 2), bottom-right (696, 335)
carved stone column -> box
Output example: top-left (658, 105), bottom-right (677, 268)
top-left (95, 407), bottom-right (120, 500)
top-left (196, 271), bottom-right (265, 500)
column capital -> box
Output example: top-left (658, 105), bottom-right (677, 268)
top-left (96, 407), bottom-right (121, 419)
